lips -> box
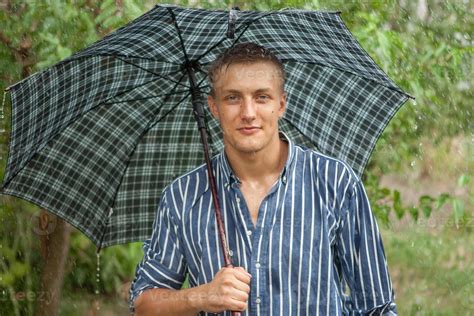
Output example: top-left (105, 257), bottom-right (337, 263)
top-left (237, 126), bottom-right (261, 135)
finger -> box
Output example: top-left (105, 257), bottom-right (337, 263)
top-left (230, 286), bottom-right (250, 302)
top-left (233, 266), bottom-right (252, 279)
top-left (232, 280), bottom-right (251, 294)
top-left (233, 266), bottom-right (250, 275)
top-left (233, 268), bottom-right (252, 284)
top-left (228, 296), bottom-right (249, 311)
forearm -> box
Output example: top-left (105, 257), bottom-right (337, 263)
top-left (134, 284), bottom-right (209, 316)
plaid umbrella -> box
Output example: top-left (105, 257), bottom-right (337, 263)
top-left (1, 4), bottom-right (411, 249)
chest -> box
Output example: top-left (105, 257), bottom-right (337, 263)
top-left (240, 183), bottom-right (273, 227)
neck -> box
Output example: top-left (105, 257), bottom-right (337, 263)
top-left (224, 134), bottom-right (288, 184)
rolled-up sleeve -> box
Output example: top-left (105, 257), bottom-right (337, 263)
top-left (129, 188), bottom-right (187, 313)
top-left (337, 178), bottom-right (398, 315)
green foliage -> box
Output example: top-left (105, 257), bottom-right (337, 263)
top-left (367, 172), bottom-right (473, 231)
top-left (0, 198), bottom-right (38, 316)
top-left (65, 233), bottom-right (143, 295)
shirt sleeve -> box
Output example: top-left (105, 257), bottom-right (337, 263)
top-left (336, 178), bottom-right (398, 315)
top-left (129, 188), bottom-right (187, 313)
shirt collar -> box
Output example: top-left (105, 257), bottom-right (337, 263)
top-left (218, 131), bottom-right (296, 187)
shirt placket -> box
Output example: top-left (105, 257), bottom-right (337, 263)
top-left (232, 181), bottom-right (280, 315)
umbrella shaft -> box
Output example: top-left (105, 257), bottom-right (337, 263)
top-left (197, 127), bottom-right (232, 267)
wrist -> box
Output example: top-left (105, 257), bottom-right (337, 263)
top-left (185, 283), bottom-right (209, 313)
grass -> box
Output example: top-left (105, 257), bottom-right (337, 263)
top-left (382, 224), bottom-right (474, 315)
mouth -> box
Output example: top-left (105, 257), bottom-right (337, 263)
top-left (237, 126), bottom-right (261, 135)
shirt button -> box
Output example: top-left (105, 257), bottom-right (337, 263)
top-left (256, 297), bottom-right (261, 304)
top-left (229, 250), bottom-right (233, 256)
top-left (246, 230), bottom-right (252, 236)
top-left (282, 176), bottom-right (287, 182)
top-left (255, 262), bottom-right (261, 268)
top-left (236, 197), bottom-right (241, 203)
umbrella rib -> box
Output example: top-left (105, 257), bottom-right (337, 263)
top-left (102, 89), bottom-right (192, 105)
top-left (115, 56), bottom-right (190, 89)
top-left (166, 7), bottom-right (191, 65)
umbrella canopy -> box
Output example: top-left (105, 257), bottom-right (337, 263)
top-left (1, 4), bottom-right (411, 248)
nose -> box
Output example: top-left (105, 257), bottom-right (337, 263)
top-left (240, 98), bottom-right (256, 121)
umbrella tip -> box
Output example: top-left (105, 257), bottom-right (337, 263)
top-left (227, 7), bottom-right (240, 39)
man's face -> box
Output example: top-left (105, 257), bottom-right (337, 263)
top-left (208, 61), bottom-right (286, 155)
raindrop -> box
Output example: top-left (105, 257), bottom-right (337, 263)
top-left (411, 241), bottom-right (415, 247)
top-left (95, 252), bottom-right (101, 297)
top-left (410, 161), bottom-right (416, 167)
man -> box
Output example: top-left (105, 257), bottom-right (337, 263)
top-left (129, 42), bottom-right (397, 315)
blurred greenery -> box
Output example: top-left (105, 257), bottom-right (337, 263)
top-left (0, 0), bottom-right (472, 315)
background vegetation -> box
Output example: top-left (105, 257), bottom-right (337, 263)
top-left (0, 0), bottom-right (472, 315)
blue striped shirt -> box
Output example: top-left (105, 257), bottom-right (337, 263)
top-left (130, 132), bottom-right (397, 315)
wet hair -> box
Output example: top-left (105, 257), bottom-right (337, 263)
top-left (207, 42), bottom-right (285, 97)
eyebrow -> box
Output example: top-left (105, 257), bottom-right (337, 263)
top-left (222, 88), bottom-right (273, 94)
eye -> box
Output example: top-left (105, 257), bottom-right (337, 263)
top-left (225, 95), bottom-right (240, 103)
top-left (256, 95), bottom-right (269, 102)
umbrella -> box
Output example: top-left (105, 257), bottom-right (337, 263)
top-left (1, 4), bottom-right (411, 253)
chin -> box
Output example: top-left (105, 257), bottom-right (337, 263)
top-left (234, 142), bottom-right (265, 154)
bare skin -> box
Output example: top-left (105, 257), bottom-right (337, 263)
top-left (134, 267), bottom-right (251, 315)
top-left (135, 61), bottom-right (287, 315)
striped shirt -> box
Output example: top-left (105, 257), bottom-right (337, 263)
top-left (130, 132), bottom-right (397, 315)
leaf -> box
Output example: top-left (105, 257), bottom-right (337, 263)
top-left (435, 193), bottom-right (451, 209)
top-left (422, 205), bottom-right (432, 218)
top-left (57, 45), bottom-right (72, 60)
top-left (10, 262), bottom-right (29, 278)
top-left (393, 190), bottom-right (404, 219)
top-left (409, 206), bottom-right (419, 222)
top-left (95, 4), bottom-right (116, 25)
top-left (380, 187), bottom-right (391, 196)
top-left (457, 174), bottom-right (470, 187)
top-left (452, 199), bottom-right (465, 228)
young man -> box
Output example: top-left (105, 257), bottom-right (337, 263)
top-left (129, 43), bottom-right (398, 315)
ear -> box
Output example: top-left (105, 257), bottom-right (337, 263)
top-left (278, 92), bottom-right (287, 118)
top-left (207, 95), bottom-right (220, 120)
